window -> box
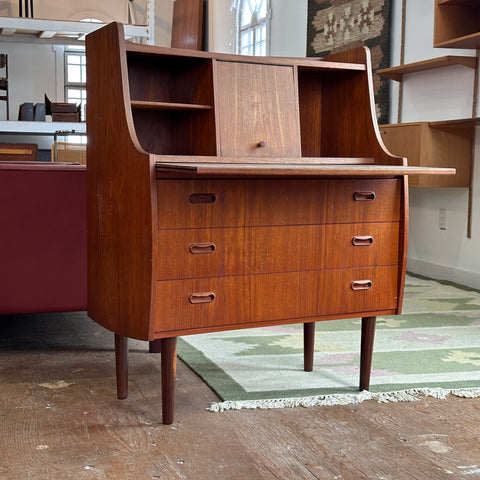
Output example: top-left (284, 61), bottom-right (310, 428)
top-left (237, 0), bottom-right (270, 56)
top-left (64, 46), bottom-right (86, 123)
top-left (63, 19), bottom-right (101, 124)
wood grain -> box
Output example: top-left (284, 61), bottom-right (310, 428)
top-left (380, 122), bottom-right (471, 187)
top-left (154, 266), bottom-right (398, 333)
top-left (155, 223), bottom-right (399, 280)
top-left (215, 61), bottom-right (301, 158)
top-left (156, 178), bottom-right (401, 229)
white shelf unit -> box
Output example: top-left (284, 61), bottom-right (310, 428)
top-left (0, 17), bottom-right (149, 45)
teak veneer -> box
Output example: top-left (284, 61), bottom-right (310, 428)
top-left (86, 23), bottom-right (455, 424)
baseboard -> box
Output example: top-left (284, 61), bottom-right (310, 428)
top-left (407, 258), bottom-right (480, 291)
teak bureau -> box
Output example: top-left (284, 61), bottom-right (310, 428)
top-left (86, 23), bottom-right (454, 424)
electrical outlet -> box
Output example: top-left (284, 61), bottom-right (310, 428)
top-left (439, 208), bottom-right (447, 230)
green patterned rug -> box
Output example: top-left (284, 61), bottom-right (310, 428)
top-left (177, 274), bottom-right (480, 411)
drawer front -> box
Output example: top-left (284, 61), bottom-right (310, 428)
top-left (157, 179), bottom-right (401, 229)
top-left (325, 179), bottom-right (401, 224)
top-left (154, 266), bottom-right (398, 333)
top-left (155, 223), bottom-right (399, 280)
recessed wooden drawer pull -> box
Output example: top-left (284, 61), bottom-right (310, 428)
top-left (190, 193), bottom-right (216, 204)
top-left (352, 235), bottom-right (374, 246)
top-left (351, 280), bottom-right (372, 291)
top-left (189, 292), bottom-right (216, 304)
top-left (353, 191), bottom-right (376, 201)
top-left (189, 243), bottom-right (216, 254)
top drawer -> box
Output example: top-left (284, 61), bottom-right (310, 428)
top-left (157, 178), bottom-right (401, 229)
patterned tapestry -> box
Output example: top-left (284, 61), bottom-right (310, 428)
top-left (307, 0), bottom-right (391, 125)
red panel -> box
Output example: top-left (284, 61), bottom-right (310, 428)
top-left (0, 164), bottom-right (87, 314)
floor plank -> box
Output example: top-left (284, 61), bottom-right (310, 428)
top-left (0, 312), bottom-right (479, 479)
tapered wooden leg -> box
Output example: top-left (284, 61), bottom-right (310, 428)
top-left (359, 316), bottom-right (376, 391)
top-left (149, 339), bottom-right (162, 353)
top-left (114, 333), bottom-right (128, 399)
top-left (303, 322), bottom-right (315, 372)
top-left (161, 337), bottom-right (177, 425)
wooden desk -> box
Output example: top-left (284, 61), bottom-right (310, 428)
top-left (86, 23), bottom-right (455, 424)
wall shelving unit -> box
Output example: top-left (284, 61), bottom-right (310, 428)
top-left (378, 0), bottom-right (480, 237)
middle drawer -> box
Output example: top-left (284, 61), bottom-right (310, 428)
top-left (155, 222), bottom-right (399, 280)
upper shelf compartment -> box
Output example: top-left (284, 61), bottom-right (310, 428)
top-left (126, 51), bottom-right (216, 156)
top-left (0, 17), bottom-right (148, 44)
top-left (433, 0), bottom-right (480, 49)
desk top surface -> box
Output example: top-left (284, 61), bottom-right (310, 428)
top-left (155, 161), bottom-right (456, 178)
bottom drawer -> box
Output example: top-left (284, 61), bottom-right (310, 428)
top-left (154, 266), bottom-right (398, 333)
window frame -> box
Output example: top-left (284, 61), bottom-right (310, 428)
top-left (64, 46), bottom-right (87, 123)
top-left (236, 0), bottom-right (271, 56)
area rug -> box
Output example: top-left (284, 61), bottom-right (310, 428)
top-left (177, 274), bottom-right (480, 411)
top-left (306, 0), bottom-right (391, 125)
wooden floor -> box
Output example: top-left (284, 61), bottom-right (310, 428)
top-left (1, 312), bottom-right (479, 480)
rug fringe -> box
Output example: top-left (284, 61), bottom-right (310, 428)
top-left (207, 387), bottom-right (480, 412)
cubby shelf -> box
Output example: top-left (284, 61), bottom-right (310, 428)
top-left (131, 101), bottom-right (212, 111)
top-left (434, 0), bottom-right (480, 49)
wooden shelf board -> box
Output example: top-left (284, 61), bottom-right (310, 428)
top-left (438, 0), bottom-right (479, 6)
top-left (0, 17), bottom-right (147, 44)
top-left (126, 43), bottom-right (366, 72)
top-left (434, 31), bottom-right (480, 50)
top-left (155, 156), bottom-right (376, 165)
top-left (131, 101), bottom-right (212, 111)
top-left (0, 160), bottom-right (85, 171)
top-left (0, 120), bottom-right (86, 135)
top-left (377, 56), bottom-right (477, 81)
top-left (155, 161), bottom-right (455, 177)
top-left (429, 117), bottom-right (480, 138)
top-left (429, 117), bottom-right (480, 128)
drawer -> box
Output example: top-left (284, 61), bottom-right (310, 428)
top-left (155, 223), bottom-right (399, 280)
top-left (157, 179), bottom-right (401, 229)
top-left (325, 179), bottom-right (401, 223)
top-left (154, 266), bottom-right (399, 333)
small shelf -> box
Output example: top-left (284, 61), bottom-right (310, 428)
top-left (435, 32), bottom-right (480, 49)
top-left (434, 0), bottom-right (480, 49)
top-left (131, 101), bottom-right (212, 111)
top-left (377, 56), bottom-right (477, 82)
top-left (429, 116), bottom-right (480, 138)
top-left (438, 0), bottom-right (479, 6)
top-left (0, 17), bottom-right (148, 44)
top-left (0, 120), bottom-right (86, 135)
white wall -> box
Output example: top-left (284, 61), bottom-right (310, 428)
top-left (389, 0), bottom-right (480, 289)
top-left (208, 0), bottom-right (307, 56)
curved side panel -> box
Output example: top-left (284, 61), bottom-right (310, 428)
top-left (322, 47), bottom-right (405, 166)
top-left (86, 22), bottom-right (156, 340)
